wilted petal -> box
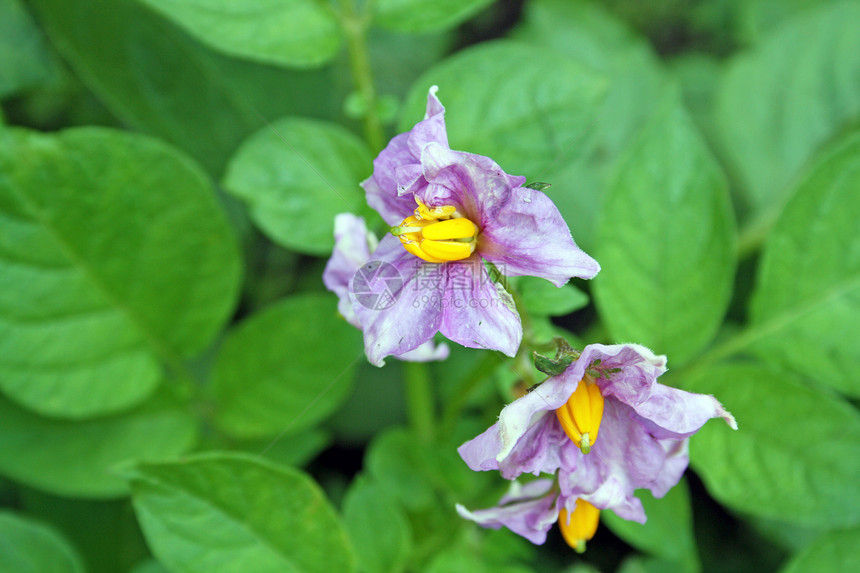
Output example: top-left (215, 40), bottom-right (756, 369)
top-left (438, 258), bottom-right (521, 356)
top-left (456, 479), bottom-right (560, 545)
top-left (479, 186), bottom-right (599, 286)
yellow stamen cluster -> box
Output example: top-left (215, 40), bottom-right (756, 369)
top-left (558, 500), bottom-right (600, 553)
top-left (556, 375), bottom-right (605, 454)
top-left (391, 198), bottom-right (479, 263)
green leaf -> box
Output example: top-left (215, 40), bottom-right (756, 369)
top-left (129, 560), bottom-right (170, 573)
top-left (511, 0), bottom-right (667, 252)
top-left (366, 428), bottom-right (481, 512)
top-left (516, 276), bottom-right (589, 317)
top-left (374, 0), bottom-right (495, 33)
top-left (400, 40), bottom-right (606, 180)
top-left (212, 293), bottom-right (362, 439)
top-left (0, 512), bottom-right (85, 573)
top-left (223, 117), bottom-right (371, 255)
top-left (732, 0), bottom-right (844, 46)
top-left (685, 362), bottom-right (860, 528)
top-left (0, 127), bottom-right (240, 418)
top-left (20, 491), bottom-right (150, 573)
top-left (617, 556), bottom-right (691, 573)
top-left (779, 527), bottom-right (860, 573)
top-left (0, 389), bottom-right (196, 498)
top-left (29, 0), bottom-right (344, 174)
top-left (603, 479), bottom-right (699, 573)
top-left (139, 0), bottom-right (341, 68)
top-left (343, 477), bottom-right (412, 573)
top-left (716, 2), bottom-right (860, 222)
top-left (592, 95), bottom-right (736, 365)
top-left (748, 129), bottom-right (860, 396)
top-left (0, 0), bottom-right (59, 98)
top-left (239, 428), bottom-right (332, 469)
top-left (126, 452), bottom-right (356, 573)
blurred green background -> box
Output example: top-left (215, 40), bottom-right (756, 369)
top-left (1, 1), bottom-right (859, 572)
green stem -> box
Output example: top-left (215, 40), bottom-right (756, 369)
top-left (441, 351), bottom-right (505, 435)
top-left (404, 361), bottom-right (435, 442)
top-left (337, 0), bottom-right (385, 153)
top-left (510, 288), bottom-right (539, 388)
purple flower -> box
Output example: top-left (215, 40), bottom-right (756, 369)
top-left (457, 343), bottom-right (736, 541)
top-left (455, 479), bottom-right (599, 552)
top-left (353, 86), bottom-right (599, 365)
top-left (323, 213), bottom-right (449, 362)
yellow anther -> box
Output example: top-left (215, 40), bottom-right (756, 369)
top-left (391, 203), bottom-right (479, 263)
top-left (414, 196), bottom-right (457, 221)
top-left (556, 376), bottom-right (604, 454)
top-left (558, 500), bottom-right (600, 553)
top-left (421, 218), bottom-right (478, 241)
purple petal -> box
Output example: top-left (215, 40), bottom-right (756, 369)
top-left (350, 235), bottom-right (443, 366)
top-left (479, 185), bottom-right (599, 286)
top-left (458, 414), bottom-right (573, 480)
top-left (458, 374), bottom-right (582, 478)
top-left (438, 258), bottom-right (522, 356)
top-left (361, 133), bottom-right (419, 225)
top-left (406, 85), bottom-right (449, 156)
top-left (397, 340), bottom-right (450, 362)
top-left (649, 439), bottom-right (690, 498)
top-left (587, 344), bottom-right (667, 405)
top-left (323, 214), bottom-right (376, 327)
top-left (419, 143), bottom-right (523, 219)
top-left (629, 384), bottom-right (738, 440)
top-left (456, 479), bottom-right (560, 545)
top-left (558, 399), bottom-right (686, 522)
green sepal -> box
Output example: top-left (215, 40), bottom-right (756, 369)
top-left (533, 337), bottom-right (581, 376)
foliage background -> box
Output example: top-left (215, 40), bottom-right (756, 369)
top-left (1, 0), bottom-right (859, 572)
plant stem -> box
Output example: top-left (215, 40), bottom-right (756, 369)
top-left (441, 351), bottom-right (505, 435)
top-left (404, 361), bottom-right (435, 442)
top-left (337, 0), bottom-right (385, 153)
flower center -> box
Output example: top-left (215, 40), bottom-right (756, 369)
top-left (555, 375), bottom-right (604, 454)
top-left (558, 500), bottom-right (600, 553)
top-left (390, 198), bottom-right (479, 263)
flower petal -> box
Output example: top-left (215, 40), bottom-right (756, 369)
top-left (479, 185), bottom-right (599, 286)
top-left (629, 384), bottom-right (738, 439)
top-left (350, 235), bottom-right (443, 366)
top-left (406, 85), bottom-right (449, 156)
top-left (419, 143), bottom-right (524, 218)
top-left (396, 340), bottom-right (450, 362)
top-left (361, 133), bottom-right (422, 225)
top-left (585, 343), bottom-right (667, 406)
top-left (458, 373), bottom-right (583, 478)
top-left (559, 399), bottom-right (685, 522)
top-left (456, 479), bottom-right (560, 545)
top-left (438, 258), bottom-right (522, 356)
top-left (323, 213), bottom-right (376, 327)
